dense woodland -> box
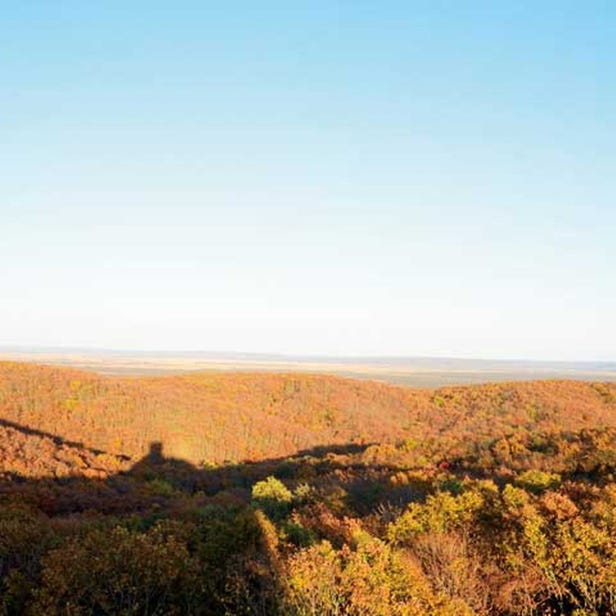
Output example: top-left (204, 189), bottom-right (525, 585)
top-left (2, 362), bottom-right (616, 614)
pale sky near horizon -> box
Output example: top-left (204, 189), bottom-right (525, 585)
top-left (2, 2), bottom-right (615, 361)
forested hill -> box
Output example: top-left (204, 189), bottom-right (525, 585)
top-left (1, 360), bottom-right (615, 473)
top-left (4, 362), bottom-right (616, 613)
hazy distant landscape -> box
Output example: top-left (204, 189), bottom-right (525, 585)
top-left (2, 347), bottom-right (616, 387)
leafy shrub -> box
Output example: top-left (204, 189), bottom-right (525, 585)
top-left (285, 538), bottom-right (447, 616)
top-left (515, 470), bottom-right (561, 495)
top-left (31, 525), bottom-right (200, 616)
top-left (283, 521), bottom-right (316, 548)
top-left (252, 476), bottom-right (293, 518)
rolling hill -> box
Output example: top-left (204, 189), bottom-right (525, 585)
top-left (1, 360), bottom-right (615, 474)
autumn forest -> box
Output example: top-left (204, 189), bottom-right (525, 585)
top-left (0, 361), bottom-right (616, 614)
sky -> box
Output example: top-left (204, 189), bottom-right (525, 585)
top-left (2, 2), bottom-right (615, 360)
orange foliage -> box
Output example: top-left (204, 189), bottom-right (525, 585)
top-left (1, 361), bottom-right (615, 474)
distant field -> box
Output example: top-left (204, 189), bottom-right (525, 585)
top-left (1, 348), bottom-right (615, 387)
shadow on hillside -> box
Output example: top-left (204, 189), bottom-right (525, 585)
top-left (0, 419), bottom-right (389, 613)
top-left (124, 439), bottom-right (379, 497)
top-left (0, 416), bottom-right (130, 459)
top-left (1, 425), bottom-right (322, 614)
top-left (0, 417), bottom-right (381, 512)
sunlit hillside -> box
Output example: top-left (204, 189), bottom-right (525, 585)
top-left (0, 361), bottom-right (430, 465)
top-left (1, 362), bottom-right (616, 472)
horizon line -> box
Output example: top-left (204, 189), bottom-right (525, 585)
top-left (1, 344), bottom-right (615, 367)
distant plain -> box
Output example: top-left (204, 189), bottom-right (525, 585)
top-left (2, 348), bottom-right (615, 388)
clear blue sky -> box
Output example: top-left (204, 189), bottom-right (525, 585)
top-left (2, 2), bottom-right (615, 360)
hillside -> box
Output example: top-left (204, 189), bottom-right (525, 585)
top-left (0, 418), bottom-right (129, 479)
top-left (3, 362), bottom-right (616, 614)
top-left (1, 361), bottom-right (615, 472)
